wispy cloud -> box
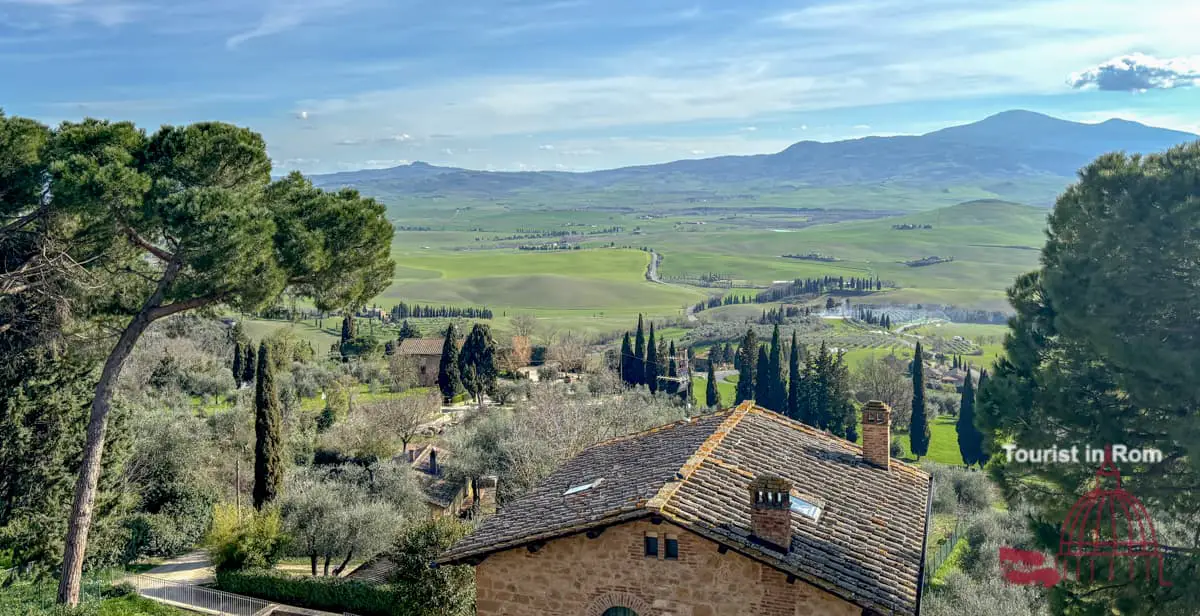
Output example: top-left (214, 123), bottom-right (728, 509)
top-left (2, 0), bottom-right (142, 27)
top-left (1069, 53), bottom-right (1200, 91)
top-left (227, 0), bottom-right (353, 49)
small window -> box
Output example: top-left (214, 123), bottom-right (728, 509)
top-left (664, 535), bottom-right (679, 560)
top-left (644, 533), bottom-right (659, 557)
top-left (563, 478), bottom-right (604, 496)
top-left (790, 494), bottom-right (823, 521)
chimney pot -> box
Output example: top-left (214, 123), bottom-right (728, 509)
top-left (862, 400), bottom-right (892, 469)
top-left (748, 475), bottom-right (793, 552)
top-left (476, 475), bottom-right (498, 516)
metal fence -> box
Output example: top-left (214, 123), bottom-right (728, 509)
top-left (924, 518), bottom-right (966, 587)
top-left (129, 574), bottom-right (272, 616)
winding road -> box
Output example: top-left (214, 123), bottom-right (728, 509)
top-left (646, 250), bottom-right (699, 322)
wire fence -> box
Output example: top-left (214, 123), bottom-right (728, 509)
top-left (924, 518), bottom-right (966, 587)
top-left (129, 573), bottom-right (273, 615)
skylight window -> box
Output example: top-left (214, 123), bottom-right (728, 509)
top-left (790, 494), bottom-right (823, 521)
top-left (563, 478), bottom-right (604, 496)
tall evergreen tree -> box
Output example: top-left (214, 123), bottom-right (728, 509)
top-left (813, 342), bottom-right (832, 429)
top-left (957, 369), bottom-right (985, 467)
top-left (253, 342), bottom-right (283, 510)
top-left (645, 323), bottom-right (660, 394)
top-left (437, 323), bottom-right (463, 402)
top-left (765, 324), bottom-right (785, 412)
top-left (340, 316), bottom-right (355, 343)
top-left (232, 340), bottom-right (243, 386)
top-left (397, 319), bottom-right (419, 341)
top-left (459, 323), bottom-right (497, 403)
top-left (666, 341), bottom-right (680, 395)
top-left (706, 360), bottom-right (721, 408)
top-left (734, 329), bottom-right (757, 403)
top-left (826, 352), bottom-right (856, 440)
top-left (754, 346), bottom-right (770, 404)
top-left (619, 332), bottom-right (636, 385)
top-left (242, 343), bottom-right (257, 386)
top-left (910, 342), bottom-right (930, 460)
top-left (787, 332), bottom-right (802, 421)
top-left (632, 314), bottom-right (646, 386)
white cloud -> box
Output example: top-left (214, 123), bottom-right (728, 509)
top-left (852, 124), bottom-right (871, 130)
top-left (1069, 53), bottom-right (1200, 91)
top-left (227, 0), bottom-right (352, 49)
top-left (741, 126), bottom-right (758, 132)
top-left (538, 144), bottom-right (555, 150)
top-left (295, 110), bottom-right (309, 120)
top-left (690, 149), bottom-right (706, 155)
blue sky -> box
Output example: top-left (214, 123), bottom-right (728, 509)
top-left (3, 0), bottom-right (1199, 174)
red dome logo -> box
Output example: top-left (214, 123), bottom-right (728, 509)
top-left (1000, 446), bottom-right (1171, 588)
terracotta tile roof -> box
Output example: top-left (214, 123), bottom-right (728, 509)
top-left (396, 338), bottom-right (445, 356)
top-left (438, 402), bottom-right (932, 616)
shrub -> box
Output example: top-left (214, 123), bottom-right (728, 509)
top-left (216, 569), bottom-right (399, 616)
top-left (924, 463), bottom-right (994, 515)
top-left (205, 505), bottom-right (287, 572)
top-left (890, 439), bottom-right (906, 459)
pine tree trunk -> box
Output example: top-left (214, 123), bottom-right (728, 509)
top-left (311, 554), bottom-right (319, 576)
top-left (58, 258), bottom-right (182, 605)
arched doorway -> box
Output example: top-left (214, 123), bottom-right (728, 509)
top-left (602, 609), bottom-right (638, 616)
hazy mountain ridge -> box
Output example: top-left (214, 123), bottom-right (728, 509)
top-left (312, 110), bottom-right (1199, 205)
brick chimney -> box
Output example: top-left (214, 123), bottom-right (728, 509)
top-left (862, 400), bottom-right (892, 469)
top-left (748, 475), bottom-right (793, 552)
top-left (476, 475), bottom-right (498, 516)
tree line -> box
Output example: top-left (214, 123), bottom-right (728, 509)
top-left (756, 275), bottom-right (884, 303)
top-left (618, 315), bottom-right (692, 402)
top-left (390, 303), bottom-right (494, 320)
top-left (718, 325), bottom-right (859, 441)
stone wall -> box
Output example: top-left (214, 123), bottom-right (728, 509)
top-left (473, 519), bottom-right (861, 616)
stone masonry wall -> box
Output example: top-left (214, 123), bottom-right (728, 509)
top-left (473, 519), bottom-right (861, 616)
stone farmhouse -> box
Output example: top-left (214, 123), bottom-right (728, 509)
top-left (439, 400), bottom-right (931, 616)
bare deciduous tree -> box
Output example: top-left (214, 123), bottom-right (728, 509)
top-left (509, 313), bottom-right (539, 340)
top-left (386, 354), bottom-right (419, 393)
top-left (547, 330), bottom-right (587, 373)
top-left (852, 353), bottom-right (913, 430)
top-left (373, 390), bottom-right (440, 454)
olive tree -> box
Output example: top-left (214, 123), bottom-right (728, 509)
top-left (51, 120), bottom-right (393, 604)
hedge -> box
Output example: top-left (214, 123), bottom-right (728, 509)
top-left (215, 569), bottom-right (401, 616)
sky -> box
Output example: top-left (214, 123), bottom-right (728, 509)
top-left (2, 0), bottom-right (1200, 174)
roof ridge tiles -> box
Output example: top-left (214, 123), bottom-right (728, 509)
top-left (645, 401), bottom-right (753, 512)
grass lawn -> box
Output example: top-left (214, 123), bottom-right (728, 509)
top-left (852, 414), bottom-right (962, 466)
top-left (692, 375), bottom-right (736, 407)
top-left (100, 594), bottom-right (188, 616)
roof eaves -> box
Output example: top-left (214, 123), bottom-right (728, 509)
top-left (437, 509), bottom-right (653, 565)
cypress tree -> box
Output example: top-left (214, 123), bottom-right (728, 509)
top-left (340, 316), bottom-right (354, 343)
top-left (957, 369), bottom-right (977, 466)
top-left (437, 323), bottom-right (463, 402)
top-left (459, 323), bottom-right (497, 403)
top-left (666, 341), bottom-right (680, 395)
top-left (974, 368), bottom-right (989, 463)
top-left (645, 323), bottom-right (660, 394)
top-left (734, 329), bottom-right (757, 403)
top-left (706, 360), bottom-right (721, 408)
top-left (910, 342), bottom-right (930, 460)
top-left (826, 351), bottom-right (855, 439)
top-left (787, 332), bottom-right (801, 421)
top-left (232, 341), bottom-right (243, 386)
top-left (620, 332), bottom-right (636, 385)
top-left (633, 314), bottom-right (646, 386)
top-left (767, 324), bottom-right (784, 413)
top-left (253, 342), bottom-right (283, 510)
top-left (814, 341), bottom-right (832, 429)
top-left (242, 343), bottom-right (257, 386)
top-left (754, 346), bottom-right (770, 404)
top-left (398, 319), bottom-right (419, 341)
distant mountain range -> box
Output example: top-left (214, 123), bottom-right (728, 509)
top-left (312, 110), bottom-right (1198, 207)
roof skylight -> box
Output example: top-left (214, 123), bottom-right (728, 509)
top-left (563, 478), bottom-right (604, 496)
top-left (790, 494), bottom-right (823, 521)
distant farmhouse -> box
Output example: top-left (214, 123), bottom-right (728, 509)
top-left (440, 401), bottom-right (932, 616)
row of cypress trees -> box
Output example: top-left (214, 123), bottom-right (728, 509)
top-left (618, 314), bottom-right (690, 401)
top-left (727, 325), bottom-right (857, 441)
top-left (437, 322), bottom-right (498, 403)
